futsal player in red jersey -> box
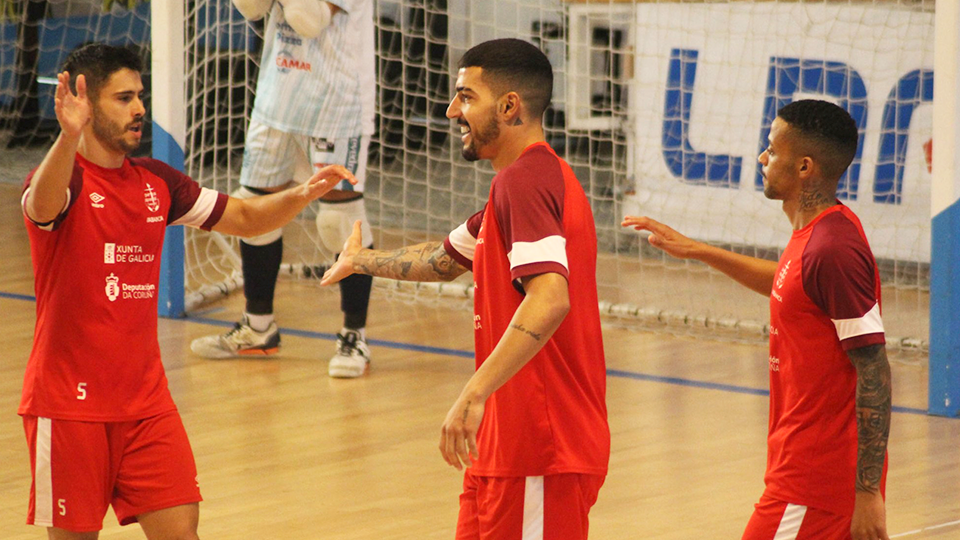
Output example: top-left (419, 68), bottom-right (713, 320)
top-left (19, 43), bottom-right (354, 539)
top-left (624, 100), bottom-right (891, 540)
top-left (321, 38), bottom-right (610, 540)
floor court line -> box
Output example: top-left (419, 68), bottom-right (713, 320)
top-left (890, 519), bottom-right (960, 538)
top-left (0, 291), bottom-right (933, 417)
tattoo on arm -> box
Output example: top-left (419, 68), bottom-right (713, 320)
top-left (353, 241), bottom-right (468, 282)
top-left (847, 343), bottom-right (892, 493)
top-left (509, 323), bottom-right (542, 341)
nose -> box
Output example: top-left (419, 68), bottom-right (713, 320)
top-left (446, 96), bottom-right (459, 119)
top-left (758, 150), bottom-right (767, 165)
top-left (134, 97), bottom-right (146, 118)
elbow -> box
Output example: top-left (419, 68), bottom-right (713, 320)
top-left (551, 293), bottom-right (571, 323)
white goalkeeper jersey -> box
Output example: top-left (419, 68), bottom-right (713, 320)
top-left (251, 0), bottom-right (375, 138)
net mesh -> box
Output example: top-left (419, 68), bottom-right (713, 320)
top-left (0, 0), bottom-right (933, 352)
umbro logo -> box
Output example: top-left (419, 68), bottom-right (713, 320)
top-left (89, 192), bottom-right (105, 208)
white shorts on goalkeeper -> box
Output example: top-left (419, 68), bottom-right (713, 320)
top-left (239, 119), bottom-right (368, 193)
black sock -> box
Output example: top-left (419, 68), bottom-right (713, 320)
top-left (241, 238), bottom-right (283, 315)
top-left (339, 245), bottom-right (373, 329)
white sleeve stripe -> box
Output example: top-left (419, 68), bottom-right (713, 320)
top-left (171, 187), bottom-right (220, 228)
top-left (832, 302), bottom-right (884, 341)
top-left (448, 222), bottom-right (478, 262)
top-left (507, 236), bottom-right (568, 272)
top-left (21, 187), bottom-right (71, 231)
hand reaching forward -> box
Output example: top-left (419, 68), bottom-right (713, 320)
top-left (320, 220), bottom-right (364, 286)
top-left (294, 164), bottom-right (357, 202)
top-left (54, 72), bottom-right (91, 138)
top-left (439, 392), bottom-right (484, 471)
top-left (621, 215), bottom-right (702, 260)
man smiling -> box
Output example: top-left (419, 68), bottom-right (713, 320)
top-left (322, 38), bottom-right (610, 540)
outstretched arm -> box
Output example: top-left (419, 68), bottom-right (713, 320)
top-left (213, 164), bottom-right (356, 237)
top-left (24, 72), bottom-right (90, 224)
top-left (622, 215), bottom-right (778, 296)
top-left (439, 272), bottom-right (570, 470)
top-left (847, 343), bottom-right (892, 540)
top-left (320, 221), bottom-right (468, 285)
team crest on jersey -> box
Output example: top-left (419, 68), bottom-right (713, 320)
top-left (776, 259), bottom-right (791, 289)
top-left (105, 273), bottom-right (120, 302)
top-left (144, 183), bottom-right (160, 213)
top-left (89, 192), bottom-right (105, 208)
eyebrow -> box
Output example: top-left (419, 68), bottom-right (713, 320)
top-left (455, 86), bottom-right (476, 95)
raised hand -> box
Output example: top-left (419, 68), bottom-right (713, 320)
top-left (54, 72), bottom-right (91, 138)
top-left (621, 215), bottom-right (702, 260)
top-left (296, 164), bottom-right (357, 202)
top-left (320, 220), bottom-right (364, 286)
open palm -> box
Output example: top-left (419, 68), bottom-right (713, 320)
top-left (55, 72), bottom-right (91, 137)
top-left (320, 221), bottom-right (364, 286)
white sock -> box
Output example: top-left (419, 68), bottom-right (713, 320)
top-left (342, 327), bottom-right (365, 340)
top-left (246, 312), bottom-right (275, 333)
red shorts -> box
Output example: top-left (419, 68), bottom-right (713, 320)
top-left (456, 472), bottom-right (605, 540)
top-left (741, 494), bottom-right (850, 540)
top-left (22, 411), bottom-right (201, 532)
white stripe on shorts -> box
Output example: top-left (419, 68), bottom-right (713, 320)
top-left (523, 476), bottom-right (545, 540)
top-left (774, 503), bottom-right (808, 540)
top-left (35, 417), bottom-right (53, 527)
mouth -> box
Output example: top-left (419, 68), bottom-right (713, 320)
top-left (458, 121), bottom-right (471, 142)
top-left (127, 122), bottom-right (142, 135)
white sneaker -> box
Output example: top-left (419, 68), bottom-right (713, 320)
top-left (191, 316), bottom-right (281, 359)
top-left (328, 330), bottom-right (370, 378)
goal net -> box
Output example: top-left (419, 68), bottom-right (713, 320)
top-left (0, 0), bottom-right (934, 351)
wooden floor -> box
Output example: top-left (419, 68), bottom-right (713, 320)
top-left (1, 182), bottom-right (958, 539)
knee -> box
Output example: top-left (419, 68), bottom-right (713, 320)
top-left (315, 198), bottom-right (373, 253)
top-left (233, 186), bottom-right (284, 246)
top-left (231, 0), bottom-right (273, 20)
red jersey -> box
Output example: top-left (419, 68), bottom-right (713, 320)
top-left (20, 154), bottom-right (228, 422)
top-left (765, 204), bottom-right (886, 515)
top-left (443, 142), bottom-right (610, 477)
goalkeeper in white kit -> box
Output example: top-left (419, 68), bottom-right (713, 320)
top-left (192, 0), bottom-right (377, 378)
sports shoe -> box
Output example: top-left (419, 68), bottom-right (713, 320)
top-left (191, 316), bottom-right (281, 359)
top-left (328, 330), bottom-right (370, 378)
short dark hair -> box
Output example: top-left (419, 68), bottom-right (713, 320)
top-left (777, 99), bottom-right (859, 182)
top-left (62, 43), bottom-right (143, 100)
top-left (458, 38), bottom-right (553, 120)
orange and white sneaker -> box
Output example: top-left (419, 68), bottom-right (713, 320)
top-left (191, 316), bottom-right (280, 359)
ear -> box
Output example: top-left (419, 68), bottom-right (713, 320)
top-left (798, 156), bottom-right (814, 179)
top-left (498, 92), bottom-right (521, 120)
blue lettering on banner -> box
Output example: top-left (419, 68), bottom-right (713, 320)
top-left (662, 49), bottom-right (743, 188)
top-left (755, 57), bottom-right (868, 200)
top-left (873, 69), bottom-right (934, 204)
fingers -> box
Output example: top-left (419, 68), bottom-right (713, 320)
top-left (439, 426), bottom-right (463, 470)
top-left (75, 74), bottom-right (87, 100)
top-left (315, 164), bottom-right (358, 185)
top-left (55, 72), bottom-right (69, 101)
top-left (621, 215), bottom-right (670, 236)
top-left (319, 265), bottom-right (337, 287)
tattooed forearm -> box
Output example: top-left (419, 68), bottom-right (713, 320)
top-left (847, 343), bottom-right (892, 493)
top-left (509, 323), bottom-right (542, 341)
top-left (353, 241), bottom-right (468, 282)
top-left (799, 187), bottom-right (833, 210)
